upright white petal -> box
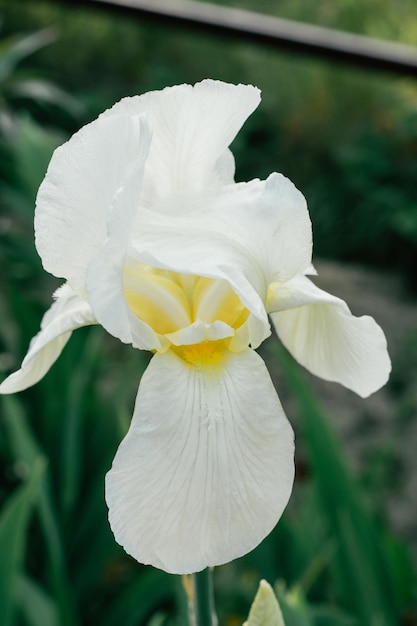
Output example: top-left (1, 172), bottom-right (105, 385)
top-left (103, 80), bottom-right (261, 204)
top-left (205, 173), bottom-right (312, 286)
top-left (215, 148), bottom-right (236, 183)
top-left (126, 173), bottom-right (310, 346)
top-left (35, 113), bottom-right (150, 296)
top-left (86, 118), bottom-right (162, 351)
top-left (268, 275), bottom-right (391, 397)
top-left (0, 286), bottom-right (96, 394)
top-left (132, 173), bottom-right (311, 294)
top-left (106, 349), bottom-right (294, 574)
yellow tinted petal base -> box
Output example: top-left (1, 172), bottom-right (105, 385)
top-left (173, 340), bottom-right (229, 369)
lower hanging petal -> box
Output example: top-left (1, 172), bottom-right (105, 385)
top-left (0, 285), bottom-right (96, 393)
top-left (105, 348), bottom-right (294, 574)
top-left (269, 275), bottom-right (391, 398)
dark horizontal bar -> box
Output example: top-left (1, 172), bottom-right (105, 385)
top-left (72, 0), bottom-right (417, 76)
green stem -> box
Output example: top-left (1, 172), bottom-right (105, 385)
top-left (192, 568), bottom-right (217, 626)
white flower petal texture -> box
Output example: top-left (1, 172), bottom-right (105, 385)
top-left (102, 79), bottom-right (261, 203)
top-left (106, 349), bottom-right (294, 574)
top-left (35, 113), bottom-right (149, 296)
top-left (268, 275), bottom-right (391, 397)
top-left (0, 285), bottom-right (96, 394)
top-left (0, 80), bottom-right (391, 573)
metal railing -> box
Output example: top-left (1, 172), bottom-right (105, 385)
top-left (68, 0), bottom-right (417, 77)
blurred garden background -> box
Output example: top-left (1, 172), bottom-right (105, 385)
top-left (0, 0), bottom-right (417, 624)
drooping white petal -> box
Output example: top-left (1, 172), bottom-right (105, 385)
top-left (85, 118), bottom-right (163, 351)
top-left (35, 113), bottom-right (150, 296)
top-left (106, 348), bottom-right (294, 574)
top-left (0, 285), bottom-right (96, 394)
top-left (268, 275), bottom-right (391, 397)
top-left (102, 80), bottom-right (261, 204)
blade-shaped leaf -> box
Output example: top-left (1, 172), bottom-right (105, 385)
top-left (13, 115), bottom-right (63, 204)
top-left (275, 343), bottom-right (405, 625)
top-left (101, 568), bottom-right (179, 626)
top-left (0, 29), bottom-right (56, 83)
top-left (274, 585), bottom-right (315, 626)
top-left (16, 573), bottom-right (58, 626)
top-left (59, 328), bottom-right (102, 519)
top-left (1, 395), bottom-right (77, 626)
top-left (0, 458), bottom-right (45, 626)
top-left (8, 79), bottom-right (85, 118)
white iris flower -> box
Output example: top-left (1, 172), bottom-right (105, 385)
top-left (0, 80), bottom-right (390, 574)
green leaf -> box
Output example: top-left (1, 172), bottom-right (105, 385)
top-left (146, 615), bottom-right (165, 626)
top-left (0, 458), bottom-right (45, 626)
top-left (243, 580), bottom-right (285, 626)
top-left (274, 585), bottom-right (313, 626)
top-left (1, 394), bottom-right (78, 626)
top-left (0, 28), bottom-right (56, 84)
top-left (12, 115), bottom-right (63, 203)
top-left (8, 78), bottom-right (85, 118)
top-left (101, 569), bottom-right (178, 626)
top-left (310, 604), bottom-right (358, 626)
top-left (16, 573), bottom-right (58, 626)
top-left (275, 344), bottom-right (403, 625)
top-left (59, 328), bottom-right (102, 518)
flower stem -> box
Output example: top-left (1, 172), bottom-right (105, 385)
top-left (192, 568), bottom-right (217, 626)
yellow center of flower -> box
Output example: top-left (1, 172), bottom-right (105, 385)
top-left (123, 260), bottom-right (249, 362)
top-left (172, 340), bottom-right (228, 368)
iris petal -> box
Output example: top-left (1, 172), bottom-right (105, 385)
top-left (103, 80), bottom-right (261, 204)
top-left (127, 173), bottom-right (311, 347)
top-left (106, 348), bottom-right (294, 574)
top-left (35, 114), bottom-right (150, 297)
top-left (268, 275), bottom-right (391, 397)
top-left (85, 117), bottom-right (165, 351)
top-left (209, 173), bottom-right (312, 286)
top-left (0, 286), bottom-right (95, 393)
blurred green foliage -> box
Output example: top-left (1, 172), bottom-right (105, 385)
top-left (0, 25), bottom-right (84, 138)
top-left (1, 0), bottom-right (416, 284)
top-left (0, 1), bottom-right (416, 625)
